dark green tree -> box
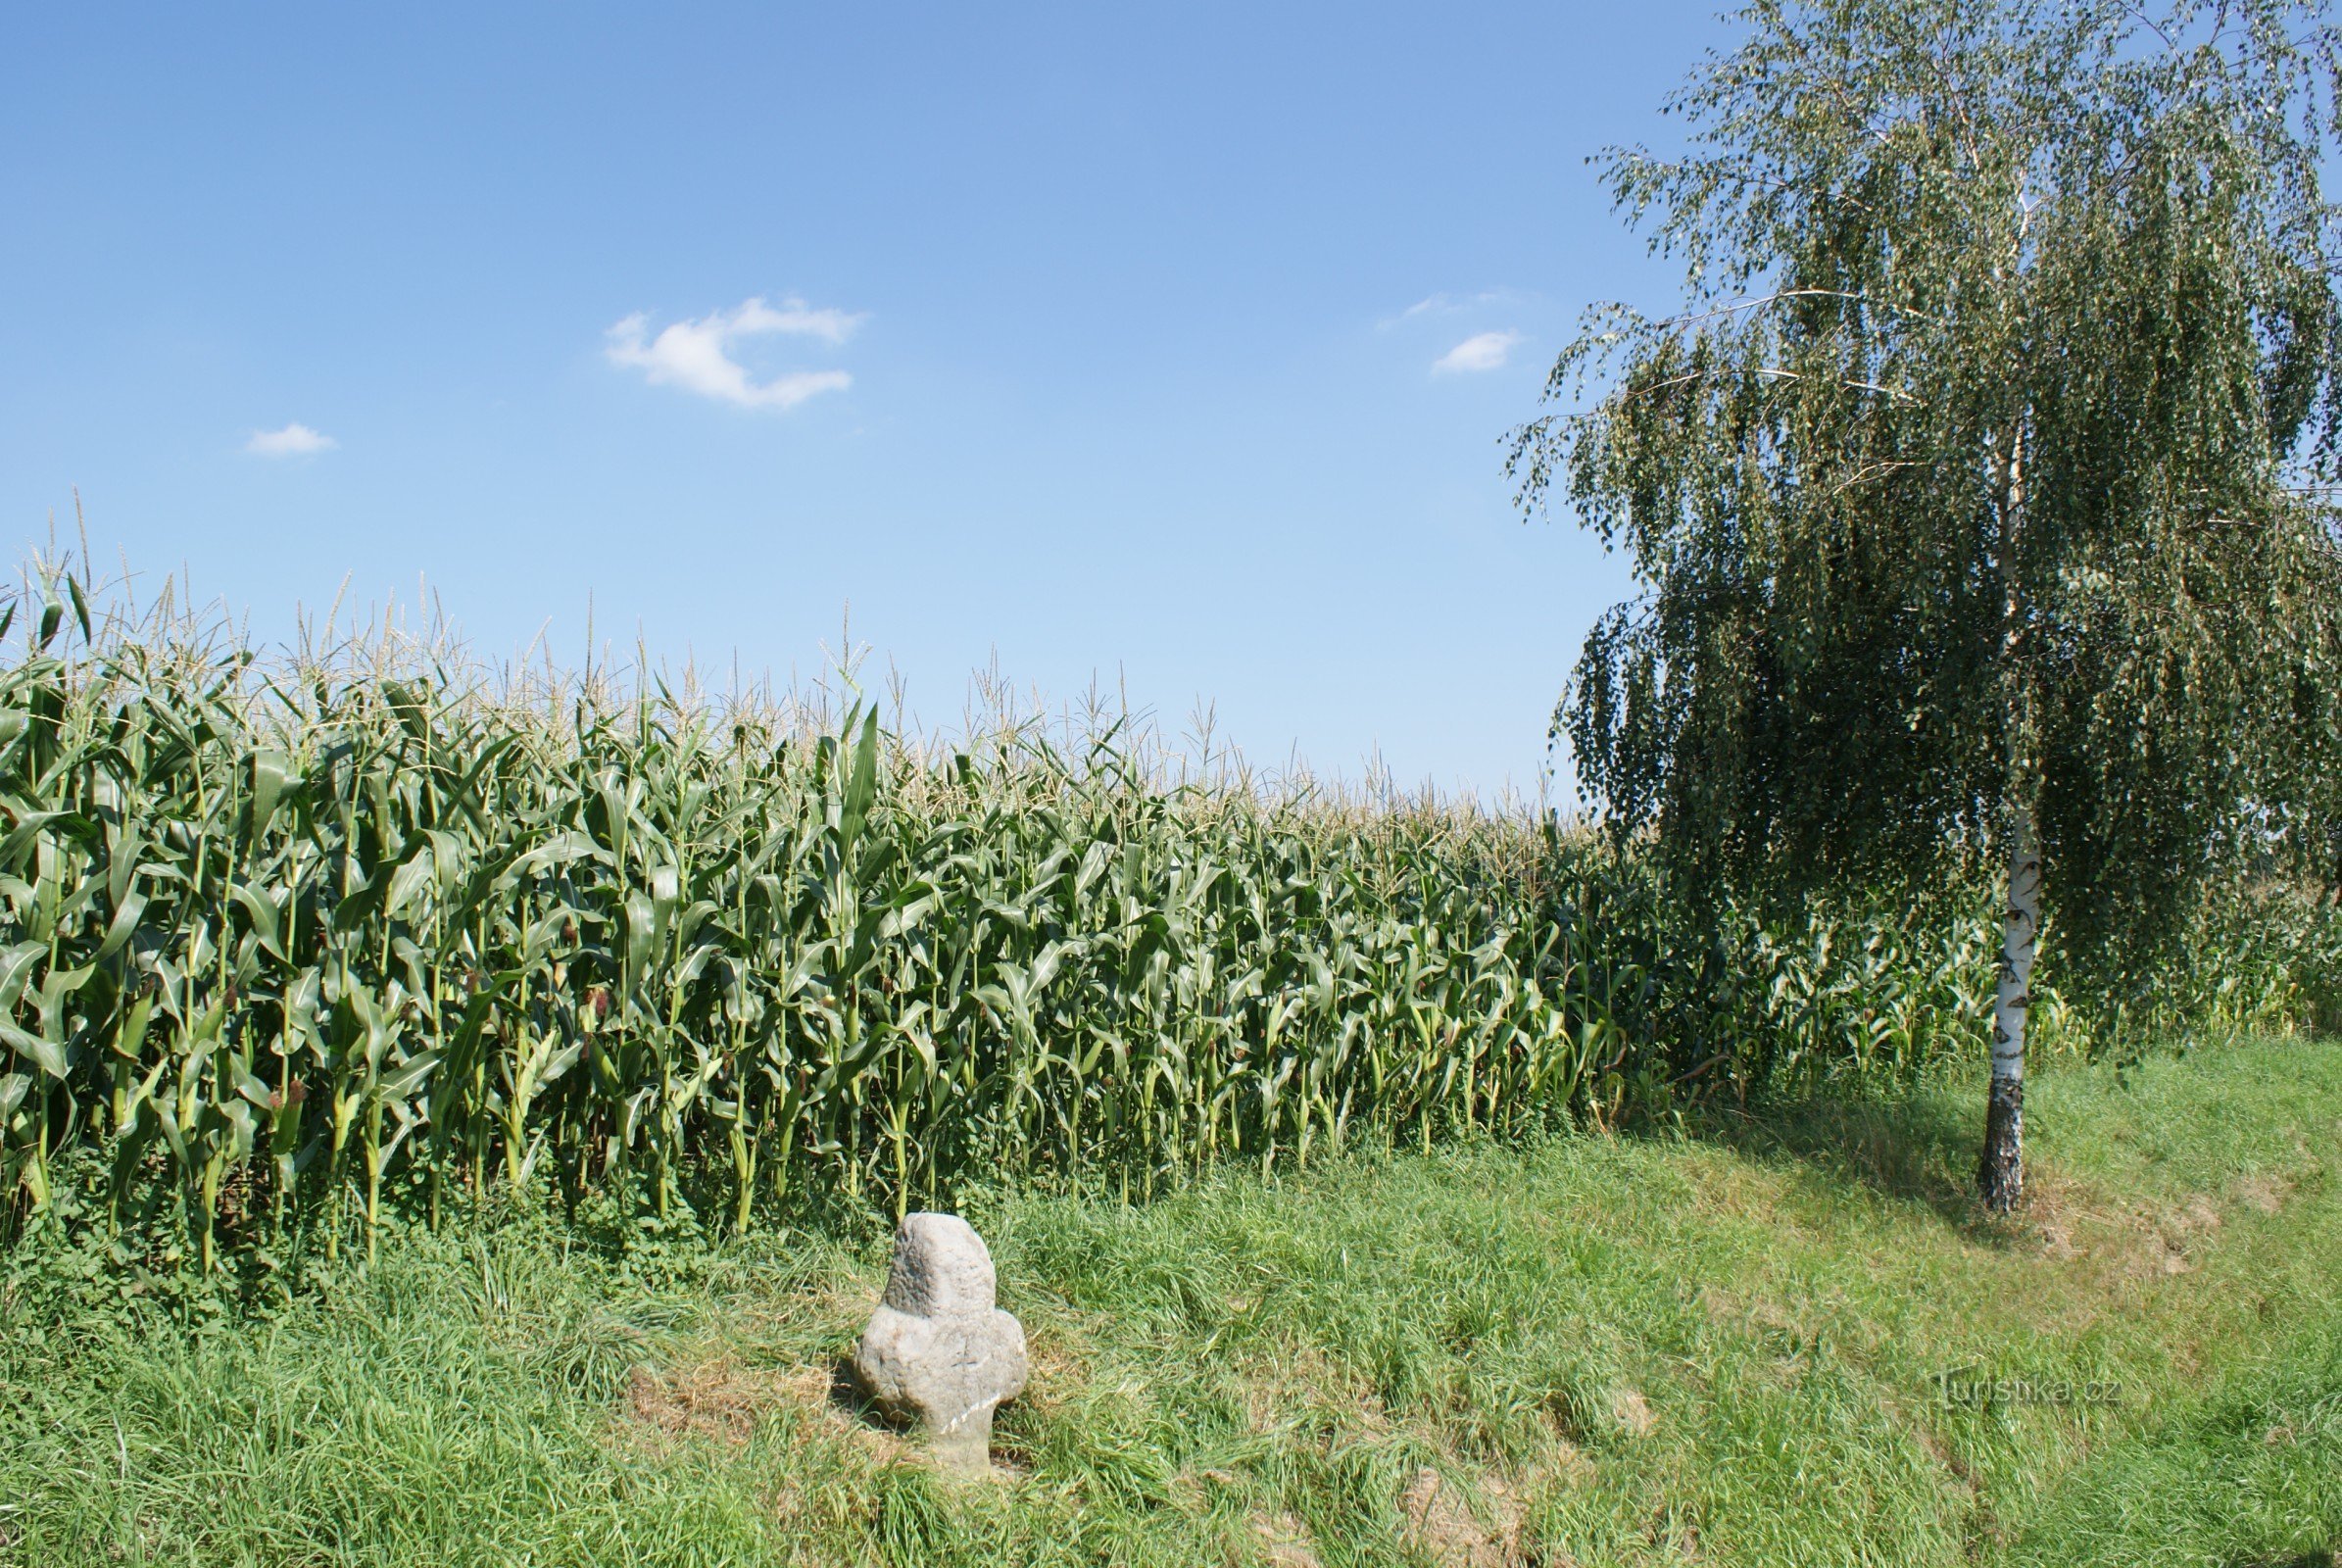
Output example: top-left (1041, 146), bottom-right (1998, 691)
top-left (1512, 0), bottom-right (2342, 1206)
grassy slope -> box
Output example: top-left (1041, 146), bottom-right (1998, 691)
top-left (2, 1035), bottom-right (2336, 1568)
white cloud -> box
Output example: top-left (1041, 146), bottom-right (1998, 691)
top-left (1433, 330), bottom-right (1523, 374)
top-left (246, 422), bottom-right (338, 456)
top-left (605, 295), bottom-right (862, 410)
top-left (1379, 288), bottom-right (1533, 330)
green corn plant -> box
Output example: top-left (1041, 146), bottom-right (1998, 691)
top-left (4, 552), bottom-right (2334, 1269)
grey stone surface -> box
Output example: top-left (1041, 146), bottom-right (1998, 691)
top-left (853, 1213), bottom-right (1027, 1473)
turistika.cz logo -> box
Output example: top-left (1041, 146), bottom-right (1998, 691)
top-left (1931, 1368), bottom-right (2123, 1408)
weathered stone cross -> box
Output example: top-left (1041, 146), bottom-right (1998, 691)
top-left (853, 1213), bottom-right (1028, 1474)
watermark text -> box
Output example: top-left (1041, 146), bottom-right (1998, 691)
top-left (1931, 1368), bottom-right (2123, 1408)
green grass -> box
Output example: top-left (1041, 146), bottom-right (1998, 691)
top-left (3, 1032), bottom-right (2337, 1567)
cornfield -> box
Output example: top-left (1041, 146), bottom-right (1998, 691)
top-left (0, 559), bottom-right (2328, 1268)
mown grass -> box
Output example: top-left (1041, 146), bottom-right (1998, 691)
top-left (3, 1031), bottom-right (2336, 1567)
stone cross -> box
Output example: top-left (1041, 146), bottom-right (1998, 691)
top-left (853, 1212), bottom-right (1028, 1474)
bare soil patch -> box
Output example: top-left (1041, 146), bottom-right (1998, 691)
top-left (1399, 1466), bottom-right (1529, 1567)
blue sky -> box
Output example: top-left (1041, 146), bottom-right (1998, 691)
top-left (2, 2), bottom-right (1726, 799)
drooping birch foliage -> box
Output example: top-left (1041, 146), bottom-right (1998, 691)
top-left (1511, 0), bottom-right (2342, 1202)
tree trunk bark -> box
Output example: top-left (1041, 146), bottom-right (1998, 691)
top-left (1978, 802), bottom-right (2038, 1210)
top-left (1981, 396), bottom-right (2033, 1213)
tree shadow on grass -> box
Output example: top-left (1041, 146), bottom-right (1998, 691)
top-left (1684, 1080), bottom-right (2025, 1241)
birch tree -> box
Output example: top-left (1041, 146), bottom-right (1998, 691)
top-left (1512, 0), bottom-right (2342, 1207)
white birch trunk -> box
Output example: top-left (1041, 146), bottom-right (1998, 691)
top-left (1978, 802), bottom-right (2038, 1208)
top-left (1981, 399), bottom-right (2034, 1211)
